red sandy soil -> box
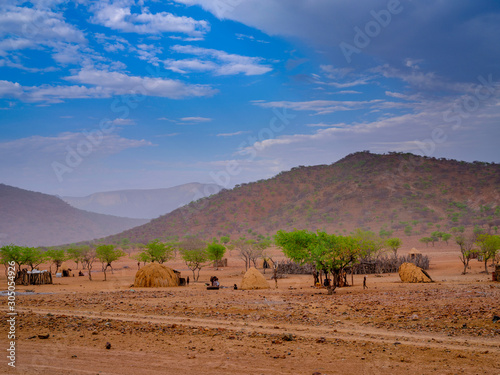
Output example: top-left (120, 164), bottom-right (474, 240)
top-left (0, 246), bottom-right (499, 375)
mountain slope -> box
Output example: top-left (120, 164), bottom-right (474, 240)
top-left (62, 183), bottom-right (222, 219)
top-left (103, 152), bottom-right (500, 245)
top-left (0, 184), bottom-right (148, 247)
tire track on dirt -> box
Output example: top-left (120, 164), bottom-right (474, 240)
top-left (9, 307), bottom-right (500, 354)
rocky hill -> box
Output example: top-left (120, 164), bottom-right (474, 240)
top-left (101, 152), bottom-right (500, 245)
top-left (62, 183), bottom-right (222, 219)
top-left (0, 184), bottom-right (149, 247)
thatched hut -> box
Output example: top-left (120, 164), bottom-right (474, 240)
top-left (60, 262), bottom-right (72, 277)
top-left (134, 263), bottom-right (180, 287)
top-left (408, 248), bottom-right (422, 260)
top-left (240, 267), bottom-right (270, 290)
top-left (399, 262), bottom-right (432, 283)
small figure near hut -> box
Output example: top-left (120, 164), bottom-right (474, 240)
top-left (210, 276), bottom-right (219, 287)
top-left (187, 276), bottom-right (190, 285)
top-left (363, 276), bottom-right (368, 289)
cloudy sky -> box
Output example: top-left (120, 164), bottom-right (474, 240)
top-left (1, 0), bottom-right (499, 196)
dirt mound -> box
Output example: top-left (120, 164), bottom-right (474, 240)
top-left (398, 262), bottom-right (433, 283)
top-left (134, 263), bottom-right (180, 287)
top-left (240, 267), bottom-right (270, 290)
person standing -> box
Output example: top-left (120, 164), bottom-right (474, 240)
top-left (363, 276), bottom-right (368, 289)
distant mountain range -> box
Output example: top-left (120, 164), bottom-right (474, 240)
top-left (101, 152), bottom-right (500, 245)
top-left (0, 184), bottom-right (149, 247)
top-left (62, 183), bottom-right (222, 219)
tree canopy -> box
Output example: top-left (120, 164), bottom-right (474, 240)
top-left (140, 239), bottom-right (175, 264)
top-left (275, 230), bottom-right (360, 293)
top-left (206, 241), bottom-right (226, 269)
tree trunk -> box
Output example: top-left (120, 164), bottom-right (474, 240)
top-left (196, 268), bottom-right (201, 282)
top-left (484, 259), bottom-right (488, 274)
top-left (192, 269), bottom-right (196, 282)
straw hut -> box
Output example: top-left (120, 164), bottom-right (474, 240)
top-left (60, 262), bottom-right (72, 277)
top-left (134, 263), bottom-right (180, 287)
top-left (408, 248), bottom-right (422, 261)
top-left (240, 267), bottom-right (270, 290)
top-left (399, 262), bottom-right (432, 283)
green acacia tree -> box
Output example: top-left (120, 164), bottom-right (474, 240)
top-left (23, 247), bottom-right (47, 271)
top-left (140, 239), bottom-right (175, 264)
top-left (181, 249), bottom-right (208, 281)
top-left (66, 245), bottom-right (87, 269)
top-left (45, 248), bottom-right (67, 274)
top-left (96, 244), bottom-right (125, 281)
top-left (419, 237), bottom-right (432, 247)
top-left (441, 233), bottom-right (452, 244)
top-left (206, 241), bottom-right (226, 270)
top-left (275, 230), bottom-right (360, 295)
top-left (475, 234), bottom-right (500, 273)
top-left (385, 238), bottom-right (402, 258)
top-left (0, 244), bottom-right (24, 272)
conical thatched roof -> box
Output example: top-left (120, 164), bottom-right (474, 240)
top-left (134, 263), bottom-right (180, 287)
top-left (240, 267), bottom-right (270, 290)
top-left (408, 248), bottom-right (421, 255)
top-left (60, 262), bottom-right (70, 271)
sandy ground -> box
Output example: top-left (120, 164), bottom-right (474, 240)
top-left (0, 246), bottom-right (499, 375)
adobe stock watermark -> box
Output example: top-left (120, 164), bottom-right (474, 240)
top-left (340, 0), bottom-right (404, 63)
top-left (214, 0), bottom-right (244, 18)
top-left (6, 260), bottom-right (17, 368)
top-left (418, 74), bottom-right (499, 158)
top-left (180, 107), bottom-right (296, 223)
top-left (442, 74), bottom-right (499, 131)
top-left (383, 74), bottom-right (499, 186)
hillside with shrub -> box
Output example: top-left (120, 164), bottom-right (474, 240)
top-left (101, 151), bottom-right (500, 244)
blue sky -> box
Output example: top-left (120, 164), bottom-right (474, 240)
top-left (1, 0), bottom-right (499, 197)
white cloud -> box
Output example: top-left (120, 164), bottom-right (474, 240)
top-left (0, 131), bottom-right (153, 166)
top-left (0, 5), bottom-right (86, 44)
top-left (0, 67), bottom-right (217, 103)
top-left (134, 43), bottom-right (163, 66)
top-left (0, 80), bottom-right (23, 97)
top-left (236, 94), bottom-right (500, 173)
top-left (165, 44), bottom-right (272, 76)
top-left (66, 68), bottom-right (217, 99)
top-left (180, 116), bottom-right (212, 123)
top-left (235, 33), bottom-right (269, 43)
top-left (252, 99), bottom-right (383, 115)
top-left (111, 118), bottom-right (136, 126)
top-left (217, 131), bottom-right (251, 137)
top-left (90, 1), bottom-right (210, 37)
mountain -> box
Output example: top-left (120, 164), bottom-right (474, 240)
top-left (62, 183), bottom-right (222, 219)
top-left (0, 184), bottom-right (148, 247)
top-left (102, 152), bottom-right (500, 245)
